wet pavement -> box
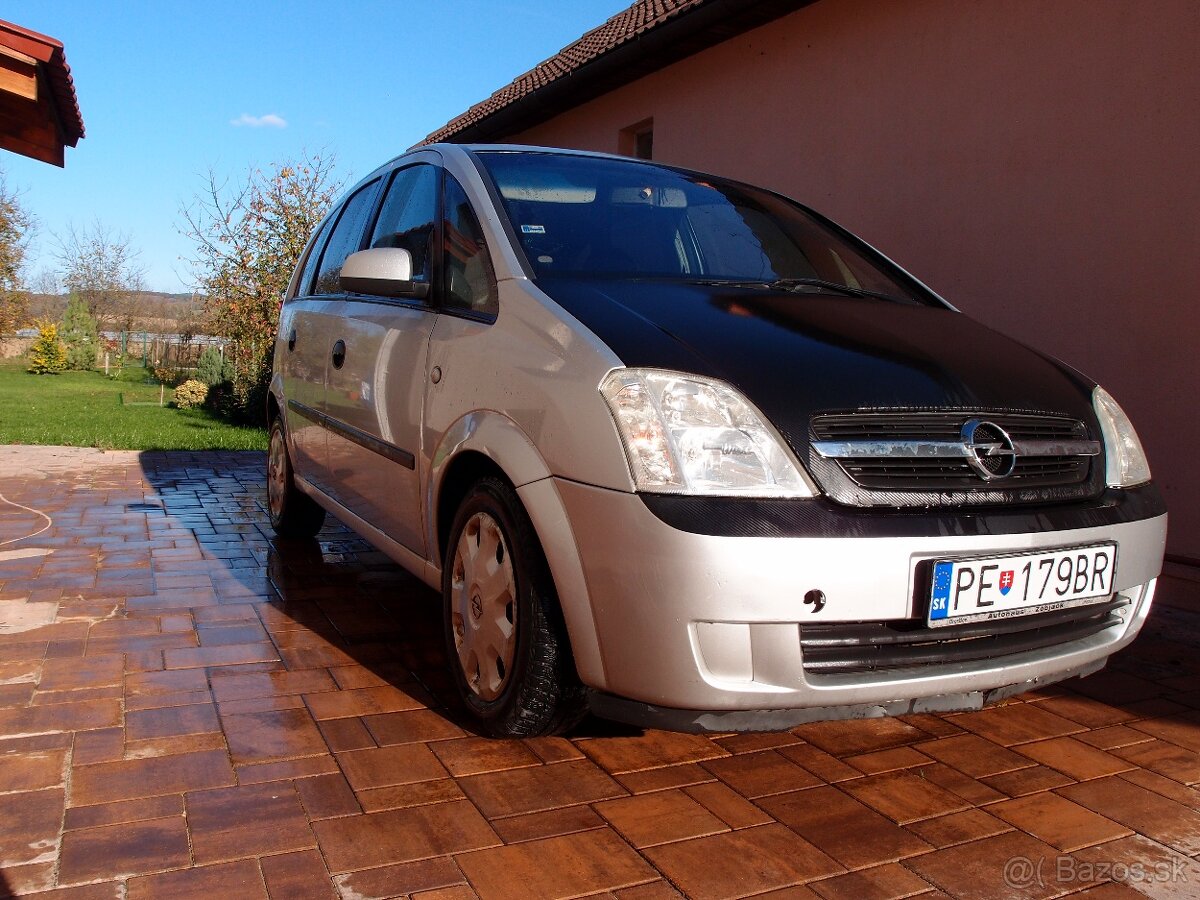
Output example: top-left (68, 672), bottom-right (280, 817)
top-left (0, 446), bottom-right (1198, 899)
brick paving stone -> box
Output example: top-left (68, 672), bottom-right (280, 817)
top-left (0, 787), bottom-right (65, 867)
top-left (63, 794), bottom-right (183, 831)
top-left (429, 735), bottom-right (542, 777)
top-left (792, 717), bottom-right (928, 756)
top-left (304, 684), bottom-right (425, 719)
top-left (0, 748), bottom-right (65, 792)
top-left (259, 848), bottom-right (338, 899)
top-left (186, 781), bottom-right (316, 863)
top-left (776, 742), bottom-right (863, 783)
top-left (577, 731), bottom-right (728, 774)
top-left (844, 746), bottom-right (935, 774)
top-left (313, 800), bottom-right (499, 872)
top-left (989, 791), bottom-right (1132, 851)
top-left (209, 668), bottom-right (337, 702)
top-left (1015, 737), bottom-right (1136, 780)
top-left (952, 703), bottom-right (1087, 746)
top-left (1109, 739), bottom-right (1200, 783)
top-left (70, 749), bottom-right (235, 805)
top-left (615, 761), bottom-right (717, 794)
top-left (1057, 775), bottom-right (1200, 854)
top-left (595, 789), bottom-right (728, 847)
top-left (980, 764), bottom-right (1075, 798)
top-left (904, 808), bottom-right (1014, 848)
top-left (915, 733), bottom-right (1037, 779)
top-left (125, 701), bottom-right (221, 741)
top-left (684, 780), bottom-right (774, 829)
top-left (643, 823), bottom-right (842, 900)
top-left (840, 769), bottom-right (972, 824)
top-left (458, 758), bottom-right (626, 818)
top-left (336, 743), bottom-right (450, 791)
top-left (355, 778), bottom-right (467, 813)
top-left (1070, 834), bottom-right (1200, 896)
top-left (221, 707), bottom-right (329, 763)
top-left (905, 830), bottom-right (1078, 899)
top-left (316, 716), bottom-right (376, 753)
top-left (1119, 767), bottom-right (1200, 808)
top-left (489, 804), bottom-right (606, 844)
top-left (808, 862), bottom-right (932, 900)
top-left (58, 815), bottom-right (191, 883)
top-left (759, 784), bottom-right (932, 869)
top-left (333, 857), bottom-right (467, 899)
top-left (295, 771), bottom-right (362, 819)
top-left (126, 858), bottom-right (269, 900)
top-left (457, 829), bottom-right (658, 900)
top-left (701, 749), bottom-right (823, 797)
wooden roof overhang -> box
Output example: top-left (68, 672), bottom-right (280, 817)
top-left (0, 19), bottom-right (84, 167)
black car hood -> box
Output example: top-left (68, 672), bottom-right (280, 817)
top-left (538, 277), bottom-right (1097, 452)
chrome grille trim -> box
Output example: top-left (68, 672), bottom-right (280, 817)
top-left (812, 438), bottom-right (1101, 459)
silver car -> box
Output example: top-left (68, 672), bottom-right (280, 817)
top-left (268, 144), bottom-right (1167, 736)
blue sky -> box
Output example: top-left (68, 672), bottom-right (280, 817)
top-left (4, 1), bottom-right (630, 293)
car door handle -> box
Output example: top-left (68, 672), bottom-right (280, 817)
top-left (287, 329), bottom-right (297, 352)
top-left (331, 339), bottom-right (346, 369)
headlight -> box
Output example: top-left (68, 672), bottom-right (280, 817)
top-left (1093, 386), bottom-right (1151, 488)
top-left (600, 368), bottom-right (818, 497)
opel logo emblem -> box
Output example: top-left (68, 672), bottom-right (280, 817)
top-left (961, 418), bottom-right (1016, 481)
top-left (470, 594), bottom-right (483, 620)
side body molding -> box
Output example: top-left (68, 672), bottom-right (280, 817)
top-left (425, 411), bottom-right (607, 689)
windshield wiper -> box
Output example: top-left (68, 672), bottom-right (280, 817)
top-left (692, 277), bottom-right (905, 303)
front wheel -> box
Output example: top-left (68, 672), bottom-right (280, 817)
top-left (443, 477), bottom-right (586, 737)
top-left (267, 417), bottom-right (326, 538)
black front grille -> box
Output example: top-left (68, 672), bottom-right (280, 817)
top-left (809, 410), bottom-right (1098, 502)
top-left (799, 598), bottom-right (1127, 675)
top-left (839, 456), bottom-right (1090, 490)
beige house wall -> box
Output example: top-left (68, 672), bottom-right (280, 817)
top-left (506, 0), bottom-right (1200, 559)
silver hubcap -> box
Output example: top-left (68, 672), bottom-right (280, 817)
top-left (450, 511), bottom-right (517, 701)
top-left (268, 428), bottom-right (287, 518)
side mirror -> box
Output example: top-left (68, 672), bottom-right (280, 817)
top-left (340, 248), bottom-right (430, 299)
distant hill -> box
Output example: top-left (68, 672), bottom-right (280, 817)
top-left (26, 292), bottom-right (206, 333)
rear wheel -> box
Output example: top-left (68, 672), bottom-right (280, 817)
top-left (443, 477), bottom-right (586, 736)
top-left (267, 418), bottom-right (325, 538)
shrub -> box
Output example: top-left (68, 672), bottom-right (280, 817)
top-left (196, 346), bottom-right (233, 387)
top-left (27, 321), bottom-right (67, 374)
top-left (152, 364), bottom-right (184, 386)
top-left (60, 294), bottom-right (99, 370)
top-left (172, 379), bottom-right (209, 409)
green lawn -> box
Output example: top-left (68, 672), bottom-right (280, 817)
top-left (0, 358), bottom-right (267, 451)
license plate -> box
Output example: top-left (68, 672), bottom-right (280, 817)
top-left (928, 543), bottom-right (1117, 627)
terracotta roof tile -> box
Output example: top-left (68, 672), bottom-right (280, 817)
top-left (425, 0), bottom-right (706, 143)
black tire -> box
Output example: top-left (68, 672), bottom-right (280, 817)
top-left (442, 477), bottom-right (587, 737)
top-left (267, 417), bottom-right (325, 538)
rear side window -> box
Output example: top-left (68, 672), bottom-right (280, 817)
top-left (313, 180), bottom-right (380, 295)
top-left (442, 173), bottom-right (496, 317)
top-left (370, 164), bottom-right (438, 286)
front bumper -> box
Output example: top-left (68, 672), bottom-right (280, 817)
top-left (552, 479), bottom-right (1167, 719)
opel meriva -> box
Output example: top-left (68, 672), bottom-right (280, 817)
top-left (268, 145), bottom-right (1167, 736)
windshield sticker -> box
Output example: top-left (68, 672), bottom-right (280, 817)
top-left (521, 224), bottom-right (546, 234)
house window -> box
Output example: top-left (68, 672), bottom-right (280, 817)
top-left (619, 118), bottom-right (654, 160)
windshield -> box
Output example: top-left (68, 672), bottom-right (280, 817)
top-left (476, 151), bottom-right (932, 305)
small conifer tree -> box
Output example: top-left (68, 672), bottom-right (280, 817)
top-left (27, 320), bottom-right (67, 374)
top-left (60, 293), bottom-right (99, 370)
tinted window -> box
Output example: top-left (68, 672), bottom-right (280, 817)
top-left (442, 173), bottom-right (496, 316)
top-left (292, 216), bottom-right (332, 299)
top-left (477, 152), bottom-right (931, 305)
top-left (314, 180), bottom-right (379, 295)
top-left (370, 164), bottom-right (437, 286)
